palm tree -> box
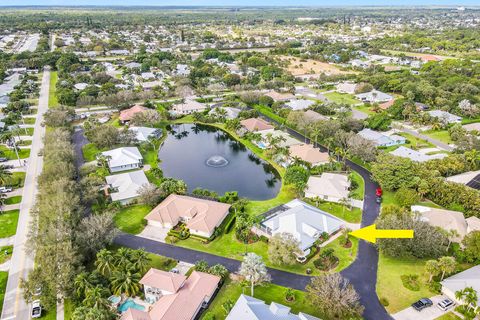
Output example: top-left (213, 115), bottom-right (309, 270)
top-left (130, 248), bottom-right (151, 274)
top-left (95, 249), bottom-right (115, 277)
top-left (438, 256), bottom-right (456, 281)
top-left (445, 229), bottom-right (460, 251)
top-left (0, 132), bottom-right (21, 167)
top-left (83, 286), bottom-right (110, 309)
top-left (74, 271), bottom-right (95, 298)
top-left (424, 259), bottom-right (440, 283)
top-left (0, 165), bottom-right (12, 186)
top-left (110, 268), bottom-right (141, 298)
top-left (114, 247), bottom-right (133, 270)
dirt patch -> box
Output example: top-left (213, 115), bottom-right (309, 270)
top-left (279, 55), bottom-right (353, 76)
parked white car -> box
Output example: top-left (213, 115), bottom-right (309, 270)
top-left (31, 300), bottom-right (42, 318)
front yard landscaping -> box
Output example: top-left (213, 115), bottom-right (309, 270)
top-left (0, 245), bottom-right (12, 264)
top-left (0, 210), bottom-right (19, 238)
top-left (113, 204), bottom-right (151, 234)
top-left (1, 172), bottom-right (26, 188)
top-left (0, 145), bottom-right (30, 159)
top-left (422, 129), bottom-right (453, 145)
top-left (4, 196), bottom-right (21, 205)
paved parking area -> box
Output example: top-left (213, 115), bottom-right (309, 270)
top-left (392, 296), bottom-right (452, 320)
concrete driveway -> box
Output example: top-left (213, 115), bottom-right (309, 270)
top-left (139, 225), bottom-right (170, 243)
top-left (392, 296), bottom-right (451, 320)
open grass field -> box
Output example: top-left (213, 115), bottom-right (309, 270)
top-left (324, 92), bottom-right (361, 105)
top-left (279, 55), bottom-right (352, 76)
top-left (0, 210), bottom-right (20, 238)
top-left (202, 278), bottom-right (325, 320)
top-left (376, 254), bottom-right (431, 313)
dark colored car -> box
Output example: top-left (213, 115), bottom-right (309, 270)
top-left (0, 158), bottom-right (7, 162)
top-left (412, 298), bottom-right (433, 311)
top-left (375, 196), bottom-right (382, 204)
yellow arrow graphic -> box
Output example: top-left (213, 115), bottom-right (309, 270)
top-left (349, 224), bottom-right (414, 244)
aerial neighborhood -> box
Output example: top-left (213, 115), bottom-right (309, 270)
top-left (0, 5), bottom-right (479, 320)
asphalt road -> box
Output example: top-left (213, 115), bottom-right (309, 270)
top-left (1, 68), bottom-right (49, 320)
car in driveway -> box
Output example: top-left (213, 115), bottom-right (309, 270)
top-left (31, 300), bottom-right (42, 318)
top-left (412, 298), bottom-right (433, 311)
top-left (437, 298), bottom-right (455, 311)
top-left (0, 186), bottom-right (12, 193)
top-left (0, 157), bottom-right (7, 162)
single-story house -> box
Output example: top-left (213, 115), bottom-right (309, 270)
top-left (254, 199), bottom-right (344, 258)
top-left (336, 82), bottom-right (357, 94)
top-left (355, 90), bottom-right (393, 103)
top-left (125, 62), bottom-right (141, 69)
top-left (258, 130), bottom-right (302, 149)
top-left (122, 269), bottom-right (220, 320)
top-left (240, 118), bottom-right (274, 133)
top-left (74, 82), bottom-right (89, 91)
top-left (100, 147), bottom-right (143, 173)
top-left (390, 146), bottom-right (447, 162)
top-left (119, 105), bottom-right (148, 124)
top-left (446, 170), bottom-right (480, 190)
top-left (129, 126), bottom-right (162, 142)
top-left (441, 265), bottom-right (480, 307)
top-left (264, 90), bottom-right (295, 102)
top-left (463, 122), bottom-right (480, 132)
top-left (428, 110), bottom-right (462, 124)
top-left (208, 106), bottom-right (241, 119)
top-left (105, 170), bottom-right (148, 205)
top-left (176, 64), bottom-right (190, 76)
top-left (288, 144), bottom-right (330, 166)
top-left (379, 99), bottom-right (395, 110)
top-left (226, 294), bottom-right (320, 320)
top-left (286, 99), bottom-right (315, 111)
top-left (412, 205), bottom-right (480, 242)
top-left (358, 128), bottom-right (406, 147)
top-left (303, 109), bottom-right (328, 122)
top-left (170, 99), bottom-right (207, 115)
top-left (145, 194), bottom-right (231, 238)
top-left (305, 173), bottom-right (350, 203)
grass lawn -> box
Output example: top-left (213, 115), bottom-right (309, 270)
top-left (324, 92), bottom-right (360, 105)
top-left (376, 254), bottom-right (432, 313)
top-left (64, 299), bottom-right (74, 320)
top-left (0, 210), bottom-right (19, 238)
top-left (114, 204), bottom-right (152, 234)
top-left (0, 245), bottom-right (12, 264)
top-left (203, 278), bottom-right (324, 320)
top-left (22, 117), bottom-right (37, 125)
top-left (353, 104), bottom-right (376, 115)
top-left (315, 201), bottom-right (362, 223)
top-left (0, 145), bottom-right (30, 159)
top-left (253, 104), bottom-right (286, 124)
top-left (49, 71), bottom-right (59, 108)
top-left (39, 307), bottom-right (56, 320)
top-left (435, 312), bottom-right (462, 320)
top-left (2, 172), bottom-right (26, 188)
top-left (82, 143), bottom-right (103, 162)
top-left (149, 252), bottom-right (178, 271)
top-left (106, 114), bottom-right (122, 128)
top-left (18, 139), bottom-right (32, 146)
top-left (5, 196), bottom-right (21, 205)
top-left (350, 171), bottom-right (364, 200)
top-left (0, 272), bottom-right (7, 315)
top-left (422, 130), bottom-right (453, 145)
top-left (398, 132), bottom-right (434, 149)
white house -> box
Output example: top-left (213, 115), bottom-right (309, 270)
top-left (255, 199), bottom-right (344, 258)
top-left (305, 173), bottom-right (350, 203)
top-left (428, 110), bottom-right (462, 124)
top-left (128, 126), bottom-right (161, 142)
top-left (170, 99), bottom-right (207, 115)
top-left (226, 294), bottom-right (320, 320)
top-left (390, 146), bottom-right (447, 163)
top-left (105, 170), bottom-right (148, 205)
top-left (355, 90), bottom-right (393, 103)
top-left (441, 265), bottom-right (480, 307)
top-left (358, 128), bottom-right (406, 147)
top-left (100, 147), bottom-right (143, 173)
top-left (285, 99), bottom-right (315, 111)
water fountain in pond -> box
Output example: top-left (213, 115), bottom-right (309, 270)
top-left (206, 155), bottom-right (229, 168)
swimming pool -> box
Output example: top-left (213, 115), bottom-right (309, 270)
top-left (118, 299), bottom-right (145, 312)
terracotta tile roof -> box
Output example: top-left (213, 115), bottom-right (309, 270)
top-left (264, 91), bottom-right (295, 101)
top-left (288, 144), bottom-right (329, 165)
top-left (149, 271), bottom-right (220, 320)
top-left (240, 118), bottom-right (274, 132)
top-left (120, 105), bottom-right (148, 122)
top-left (120, 308), bottom-right (151, 320)
top-left (379, 99), bottom-right (395, 110)
top-left (140, 268), bottom-right (187, 293)
top-left (145, 194), bottom-right (231, 236)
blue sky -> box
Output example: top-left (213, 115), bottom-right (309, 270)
top-left (3, 0), bottom-right (480, 6)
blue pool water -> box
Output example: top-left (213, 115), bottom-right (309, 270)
top-left (118, 299), bottom-right (145, 312)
